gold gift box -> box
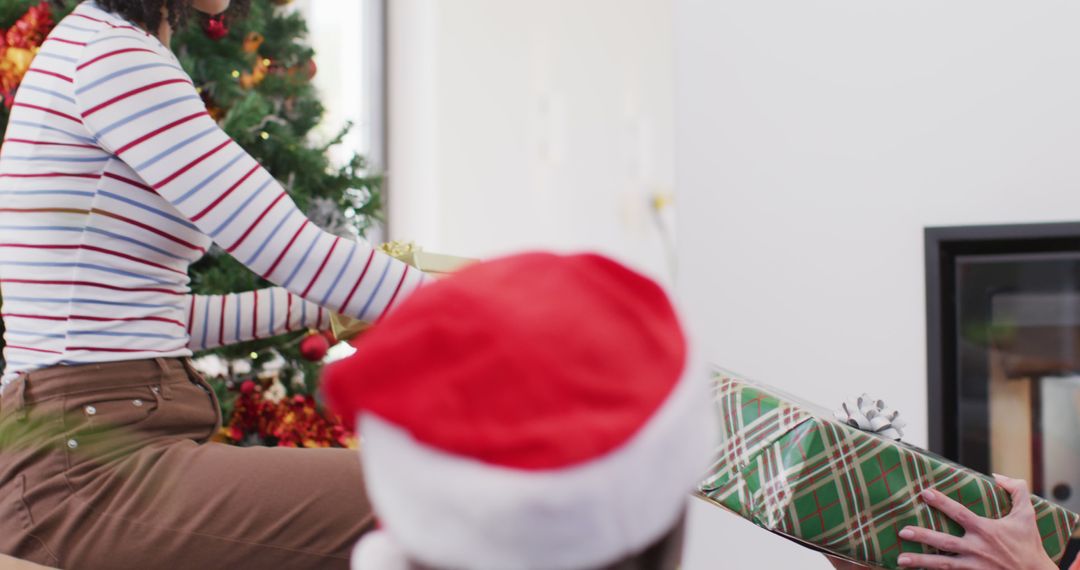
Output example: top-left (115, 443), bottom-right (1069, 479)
top-left (329, 242), bottom-right (476, 341)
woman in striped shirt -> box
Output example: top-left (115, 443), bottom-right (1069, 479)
top-left (0, 0), bottom-right (424, 567)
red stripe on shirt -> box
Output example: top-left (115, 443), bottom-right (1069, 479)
top-left (82, 78), bottom-right (191, 118)
top-left (377, 266), bottom-right (411, 323)
top-left (11, 102), bottom-right (82, 124)
top-left (25, 68), bottom-right (73, 83)
top-left (1, 313), bottom-right (67, 322)
top-left (91, 208), bottom-right (207, 253)
top-left (252, 289), bottom-right (260, 340)
top-left (0, 279), bottom-right (184, 296)
top-left (2, 139), bottom-right (98, 149)
top-left (103, 171), bottom-right (154, 192)
top-left (286, 294), bottom-right (294, 332)
top-left (300, 239), bottom-right (339, 298)
top-left (219, 295), bottom-right (227, 346)
top-left (66, 345), bottom-right (187, 353)
top-left (6, 344), bottom-right (63, 355)
top-left (339, 250), bottom-right (377, 313)
top-left (226, 192), bottom-right (287, 253)
top-left (3, 315), bottom-right (185, 329)
top-left (71, 13), bottom-right (144, 33)
top-left (46, 37), bottom-right (87, 46)
top-left (0, 243), bottom-right (185, 275)
top-left (154, 138), bottom-right (230, 188)
top-left (115, 111), bottom-right (205, 155)
top-left (264, 220), bottom-right (310, 278)
top-left (77, 47), bottom-right (156, 71)
top-left (0, 172), bottom-right (100, 180)
top-left (190, 164), bottom-right (259, 222)
top-left (186, 298), bottom-right (196, 334)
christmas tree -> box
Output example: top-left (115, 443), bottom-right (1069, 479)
top-left (0, 0), bottom-right (380, 447)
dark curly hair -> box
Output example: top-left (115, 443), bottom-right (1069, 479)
top-left (89, 0), bottom-right (249, 33)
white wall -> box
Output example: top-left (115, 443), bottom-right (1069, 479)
top-left (676, 0), bottom-right (1080, 567)
top-left (387, 0), bottom-right (676, 284)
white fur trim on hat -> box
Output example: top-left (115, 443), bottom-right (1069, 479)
top-left (352, 530), bottom-right (410, 570)
top-left (357, 356), bottom-right (718, 570)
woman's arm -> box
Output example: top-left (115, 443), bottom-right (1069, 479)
top-left (185, 288), bottom-right (327, 351)
top-left (72, 30), bottom-right (425, 323)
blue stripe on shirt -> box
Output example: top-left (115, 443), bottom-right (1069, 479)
top-left (1, 155), bottom-right (110, 163)
top-left (68, 330), bottom-right (186, 340)
top-left (2, 296), bottom-right (183, 310)
top-left (9, 120), bottom-right (97, 144)
top-left (268, 290), bottom-right (275, 337)
top-left (0, 225), bottom-right (188, 262)
top-left (200, 296), bottom-right (211, 349)
top-left (215, 177), bottom-right (275, 240)
top-left (239, 196), bottom-right (291, 262)
top-left (76, 62), bottom-right (184, 95)
top-left (358, 257), bottom-right (394, 321)
top-left (0, 261), bottom-right (175, 285)
top-left (135, 125), bottom-right (218, 171)
top-left (4, 330), bottom-right (66, 340)
top-left (282, 231), bottom-right (321, 289)
top-left (93, 94), bottom-right (200, 139)
top-left (320, 241), bottom-right (357, 306)
top-left (235, 294), bottom-right (243, 343)
top-left (98, 190), bottom-right (199, 230)
top-left (33, 52), bottom-right (78, 64)
top-left (172, 150), bottom-right (245, 205)
top-left (16, 84), bottom-right (76, 104)
top-left (0, 190), bottom-right (95, 198)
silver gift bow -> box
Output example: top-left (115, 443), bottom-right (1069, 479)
top-left (834, 394), bottom-right (906, 441)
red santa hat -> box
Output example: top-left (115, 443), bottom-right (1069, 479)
top-left (323, 252), bottom-right (716, 570)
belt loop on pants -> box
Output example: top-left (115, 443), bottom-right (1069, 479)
top-left (153, 358), bottom-right (175, 401)
top-left (8, 373), bottom-right (29, 422)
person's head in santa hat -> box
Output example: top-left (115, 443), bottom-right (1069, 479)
top-left (323, 252), bottom-right (717, 570)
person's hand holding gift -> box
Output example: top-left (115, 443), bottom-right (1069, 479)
top-left (826, 474), bottom-right (1058, 570)
top-left (893, 474), bottom-right (1057, 570)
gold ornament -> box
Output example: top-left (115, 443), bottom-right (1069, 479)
top-left (242, 31), bottom-right (264, 54)
top-left (240, 57), bottom-right (269, 89)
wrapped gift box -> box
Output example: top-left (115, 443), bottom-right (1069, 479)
top-left (330, 243), bottom-right (476, 341)
top-left (698, 369), bottom-right (1080, 568)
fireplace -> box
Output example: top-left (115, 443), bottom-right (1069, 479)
top-left (926, 222), bottom-right (1080, 566)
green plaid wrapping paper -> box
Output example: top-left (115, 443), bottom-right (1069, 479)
top-left (698, 370), bottom-right (1080, 568)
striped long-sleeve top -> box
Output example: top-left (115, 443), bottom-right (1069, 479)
top-left (0, 1), bottom-right (426, 386)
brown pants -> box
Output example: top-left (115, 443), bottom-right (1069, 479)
top-left (0, 358), bottom-right (375, 570)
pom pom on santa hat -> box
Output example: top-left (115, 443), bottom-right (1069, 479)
top-left (323, 252), bottom-right (717, 570)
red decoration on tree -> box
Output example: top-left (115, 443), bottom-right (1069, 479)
top-left (203, 15), bottom-right (228, 40)
top-left (221, 382), bottom-right (355, 448)
top-left (0, 1), bottom-right (56, 108)
top-left (299, 330), bottom-right (331, 361)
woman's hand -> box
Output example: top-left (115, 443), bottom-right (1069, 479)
top-left (896, 474), bottom-right (1056, 570)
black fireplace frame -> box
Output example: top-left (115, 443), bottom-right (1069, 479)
top-left (925, 221), bottom-right (1080, 461)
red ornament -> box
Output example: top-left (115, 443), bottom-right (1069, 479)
top-left (299, 330), bottom-right (330, 361)
top-left (203, 15), bottom-right (229, 40)
top-left (304, 58), bottom-right (317, 80)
